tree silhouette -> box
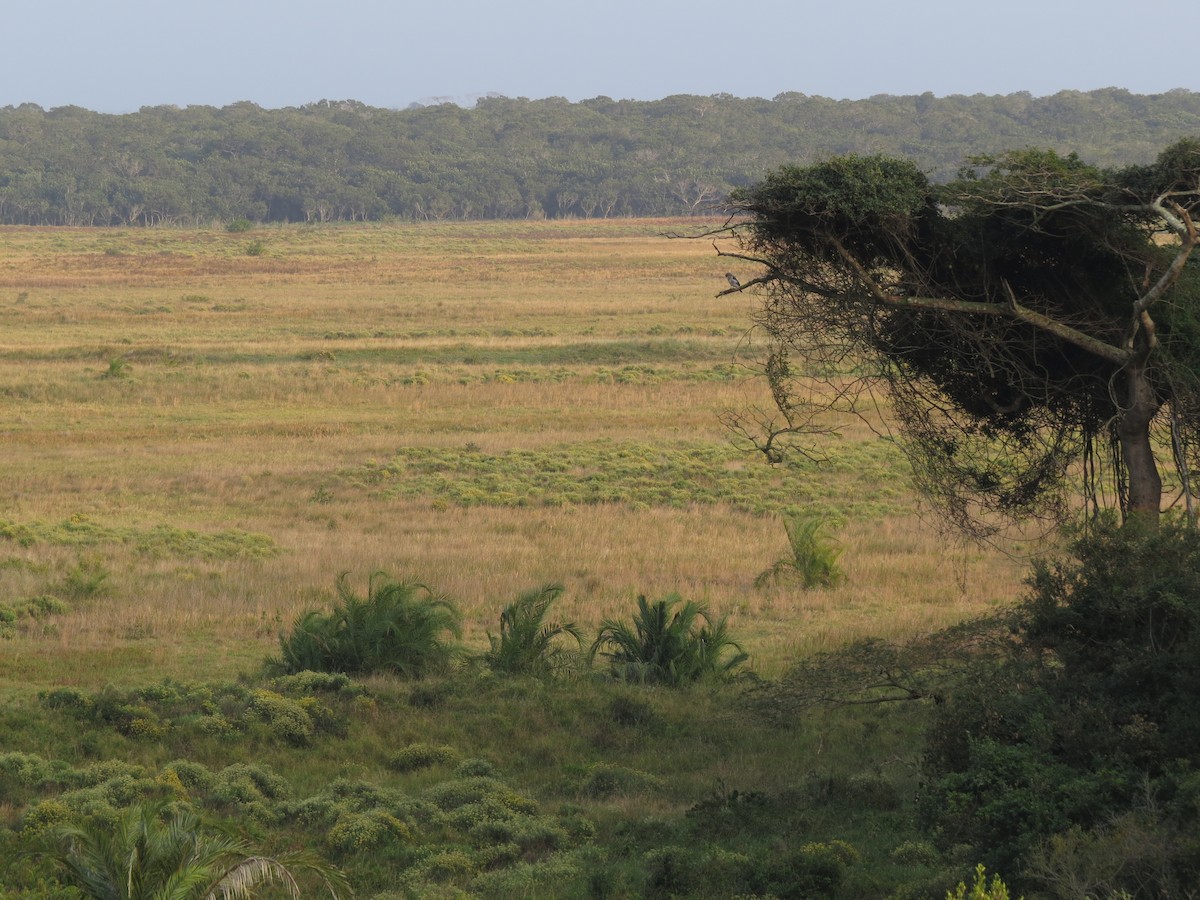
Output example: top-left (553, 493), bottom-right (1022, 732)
top-left (717, 141), bottom-right (1200, 536)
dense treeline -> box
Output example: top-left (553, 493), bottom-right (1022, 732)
top-left (1, 88), bottom-right (1198, 225)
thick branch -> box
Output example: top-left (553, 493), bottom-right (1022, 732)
top-left (1133, 200), bottom-right (1197, 318)
top-left (831, 238), bottom-right (1132, 366)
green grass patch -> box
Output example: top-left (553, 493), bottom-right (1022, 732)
top-left (350, 438), bottom-right (909, 519)
top-left (0, 516), bottom-right (279, 560)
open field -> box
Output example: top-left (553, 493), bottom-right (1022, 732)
top-left (0, 218), bottom-right (1026, 690)
top-left (0, 218), bottom-right (1046, 898)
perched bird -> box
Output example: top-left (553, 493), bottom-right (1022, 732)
top-left (725, 272), bottom-right (741, 290)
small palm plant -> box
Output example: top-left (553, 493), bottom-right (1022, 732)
top-left (755, 514), bottom-right (844, 589)
top-left (483, 584), bottom-right (583, 677)
top-left (589, 594), bottom-right (748, 686)
top-left (44, 801), bottom-right (345, 899)
top-left (272, 572), bottom-right (462, 678)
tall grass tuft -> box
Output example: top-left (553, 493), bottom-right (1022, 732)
top-left (590, 594), bottom-right (748, 686)
top-left (483, 584), bottom-right (583, 677)
top-left (270, 573), bottom-right (461, 679)
top-left (755, 514), bottom-right (844, 589)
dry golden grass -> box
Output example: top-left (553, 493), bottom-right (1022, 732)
top-left (0, 219), bottom-right (1026, 690)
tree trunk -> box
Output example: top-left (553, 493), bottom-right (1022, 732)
top-left (1118, 359), bottom-right (1163, 523)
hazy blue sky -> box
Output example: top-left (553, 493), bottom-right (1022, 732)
top-left (5, 0), bottom-right (1196, 111)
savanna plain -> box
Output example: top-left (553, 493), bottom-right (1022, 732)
top-left (0, 219), bottom-right (1027, 897)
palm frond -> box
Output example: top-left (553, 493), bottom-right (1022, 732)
top-left (485, 584), bottom-right (582, 676)
top-left (591, 594), bottom-right (748, 685)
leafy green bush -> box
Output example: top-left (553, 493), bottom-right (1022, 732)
top-left (0, 595), bottom-right (70, 636)
top-left (387, 743), bottom-right (461, 773)
top-left (642, 845), bottom-right (756, 898)
top-left (271, 572), bottom-right (461, 678)
top-left (921, 517), bottom-right (1200, 893)
top-left (578, 763), bottom-right (664, 800)
top-left (59, 556), bottom-right (112, 600)
top-left (483, 584), bottom-right (582, 677)
top-left (589, 594), bottom-right (748, 686)
top-left (245, 689), bottom-right (316, 747)
top-left (38, 678), bottom-right (349, 746)
top-left (327, 809), bottom-right (411, 854)
top-left (755, 514), bottom-right (844, 589)
top-left (269, 670), bottom-right (369, 698)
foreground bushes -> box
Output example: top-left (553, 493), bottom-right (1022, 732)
top-left (40, 800), bottom-right (346, 900)
top-left (921, 517), bottom-right (1200, 896)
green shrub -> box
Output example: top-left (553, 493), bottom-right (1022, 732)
top-left (161, 760), bottom-right (214, 794)
top-left (804, 772), bottom-right (901, 811)
top-left (388, 743), bottom-right (461, 773)
top-left (756, 514), bottom-right (845, 589)
top-left (921, 517), bottom-right (1200, 889)
top-left (578, 763), bottom-right (664, 800)
top-left (19, 800), bottom-right (72, 834)
top-left (101, 356), bottom-right (131, 380)
top-left (38, 688), bottom-right (90, 712)
top-left (606, 692), bottom-right (662, 729)
top-left (589, 594), bottom-right (748, 686)
top-left (761, 840), bottom-right (857, 896)
top-left (411, 848), bottom-right (477, 886)
top-left (454, 758), bottom-right (496, 779)
top-left (271, 572), bottom-right (462, 678)
top-left (469, 854), bottom-right (585, 897)
top-left (483, 584), bottom-right (582, 677)
top-left (0, 595), bottom-right (69, 635)
top-left (59, 556), bottom-right (111, 600)
top-left (225, 217), bottom-right (253, 232)
top-left (209, 762), bottom-right (288, 813)
top-left (425, 777), bottom-right (538, 817)
top-left (270, 670), bottom-right (369, 697)
top-left (643, 845), bottom-right (758, 898)
top-left (327, 809), bottom-right (411, 854)
top-left (246, 689), bottom-right (315, 746)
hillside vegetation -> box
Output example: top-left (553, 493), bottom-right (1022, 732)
top-left (2, 88), bottom-right (1199, 225)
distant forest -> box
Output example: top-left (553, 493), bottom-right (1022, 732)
top-left (2, 88), bottom-right (1199, 226)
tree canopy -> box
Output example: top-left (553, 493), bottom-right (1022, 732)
top-left (720, 139), bottom-right (1200, 535)
top-left (1, 89), bottom-right (1199, 225)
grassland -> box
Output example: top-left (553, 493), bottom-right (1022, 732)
top-left (0, 218), bottom-right (1024, 688)
top-left (0, 219), bottom-right (1029, 897)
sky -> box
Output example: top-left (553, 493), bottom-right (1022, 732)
top-left (3, 0), bottom-right (1197, 112)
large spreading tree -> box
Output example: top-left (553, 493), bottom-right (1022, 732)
top-left (717, 140), bottom-right (1200, 536)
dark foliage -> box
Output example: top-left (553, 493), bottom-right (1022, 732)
top-left (920, 518), bottom-right (1200, 894)
top-left (1, 90), bottom-right (1199, 225)
top-left (748, 617), bottom-right (1009, 721)
top-left (726, 140), bottom-right (1200, 535)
